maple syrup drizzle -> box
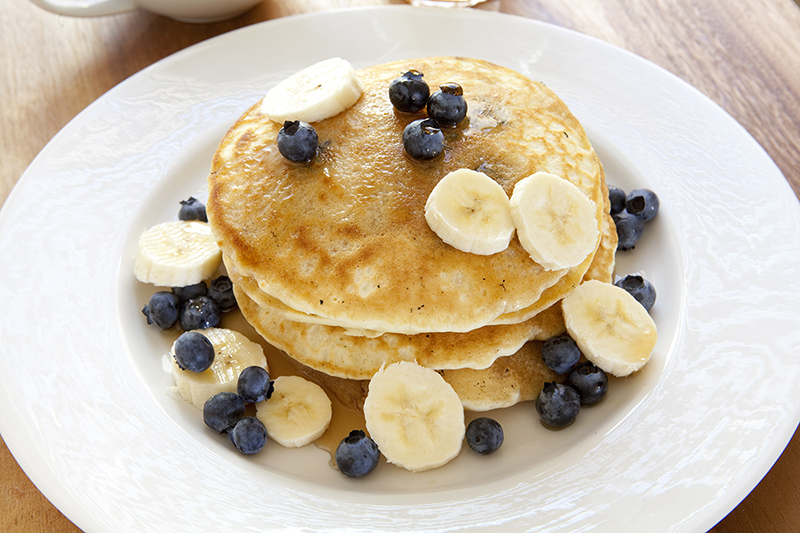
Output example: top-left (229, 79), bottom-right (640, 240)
top-left (222, 311), bottom-right (369, 467)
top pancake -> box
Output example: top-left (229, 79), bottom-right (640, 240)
top-left (208, 57), bottom-right (605, 334)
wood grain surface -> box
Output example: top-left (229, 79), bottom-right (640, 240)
top-left (2, 0), bottom-right (799, 531)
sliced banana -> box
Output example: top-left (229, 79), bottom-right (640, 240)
top-left (425, 168), bottom-right (515, 255)
top-left (260, 57), bottom-right (363, 124)
top-left (364, 361), bottom-right (465, 473)
top-left (134, 220), bottom-right (222, 287)
top-left (562, 280), bottom-right (657, 377)
top-left (256, 375), bottom-right (332, 448)
top-left (510, 171), bottom-right (599, 270)
top-left (169, 327), bottom-right (267, 409)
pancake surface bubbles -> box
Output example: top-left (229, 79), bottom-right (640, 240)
top-left (208, 57), bottom-right (605, 334)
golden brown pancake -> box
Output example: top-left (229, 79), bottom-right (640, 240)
top-left (226, 249), bottom-right (580, 337)
top-left (234, 281), bottom-right (565, 380)
top-left (230, 211), bottom-right (615, 381)
top-left (438, 341), bottom-right (558, 411)
top-left (208, 57), bottom-right (606, 334)
top-left (228, 187), bottom-right (615, 333)
top-left (278, 339), bottom-right (557, 413)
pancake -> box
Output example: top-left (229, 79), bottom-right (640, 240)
top-left (234, 281), bottom-right (566, 380)
top-left (278, 340), bottom-right (557, 413)
top-left (223, 208), bottom-right (605, 333)
top-left (208, 57), bottom-right (606, 335)
top-left (226, 245), bottom-right (586, 337)
top-left (438, 341), bottom-right (558, 411)
top-left (231, 210), bottom-right (616, 380)
top-left (228, 187), bottom-right (615, 333)
top-left (273, 341), bottom-right (554, 414)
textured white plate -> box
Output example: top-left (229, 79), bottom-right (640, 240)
top-left (2, 6), bottom-right (800, 532)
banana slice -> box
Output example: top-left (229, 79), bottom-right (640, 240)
top-left (562, 280), bottom-right (657, 377)
top-left (260, 57), bottom-right (363, 124)
top-left (256, 375), bottom-right (332, 448)
top-left (169, 327), bottom-right (268, 409)
top-left (424, 168), bottom-right (515, 255)
top-left (134, 220), bottom-right (222, 287)
top-left (364, 361), bottom-right (465, 473)
top-left (510, 171), bottom-right (599, 270)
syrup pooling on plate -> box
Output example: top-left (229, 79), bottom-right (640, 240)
top-left (134, 57), bottom-right (660, 477)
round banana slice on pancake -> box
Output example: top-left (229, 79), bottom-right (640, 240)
top-left (424, 168), bottom-right (516, 256)
top-left (510, 171), bottom-right (600, 271)
top-left (207, 56), bottom-right (606, 335)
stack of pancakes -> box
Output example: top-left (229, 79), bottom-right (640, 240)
top-left (207, 57), bottom-right (616, 411)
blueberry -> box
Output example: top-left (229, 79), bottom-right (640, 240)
top-left (567, 362), bottom-right (608, 405)
top-left (178, 197), bottom-right (207, 222)
top-left (608, 186), bottom-right (626, 215)
top-left (427, 83), bottom-right (467, 128)
top-left (402, 118), bottom-right (444, 160)
top-left (335, 430), bottom-right (380, 478)
top-left (207, 275), bottom-right (237, 312)
top-left (180, 296), bottom-right (221, 331)
top-left (535, 382), bottom-right (580, 429)
top-left (277, 120), bottom-right (318, 163)
top-left (541, 334), bottom-right (581, 375)
top-left (173, 330), bottom-right (215, 372)
top-left (613, 212), bottom-right (645, 251)
top-left (172, 282), bottom-right (207, 304)
top-left (203, 391), bottom-right (246, 433)
top-left (389, 70), bottom-right (430, 113)
top-left (625, 189), bottom-right (659, 222)
top-left (237, 366), bottom-right (274, 404)
top-left (142, 291), bottom-right (181, 329)
top-left (615, 274), bottom-right (656, 311)
top-left (228, 416), bottom-right (268, 454)
top-left (465, 417), bottom-right (504, 455)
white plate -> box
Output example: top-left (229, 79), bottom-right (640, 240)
top-left (2, 6), bottom-right (800, 532)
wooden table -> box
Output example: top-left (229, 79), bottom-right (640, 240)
top-left (2, 0), bottom-right (799, 530)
